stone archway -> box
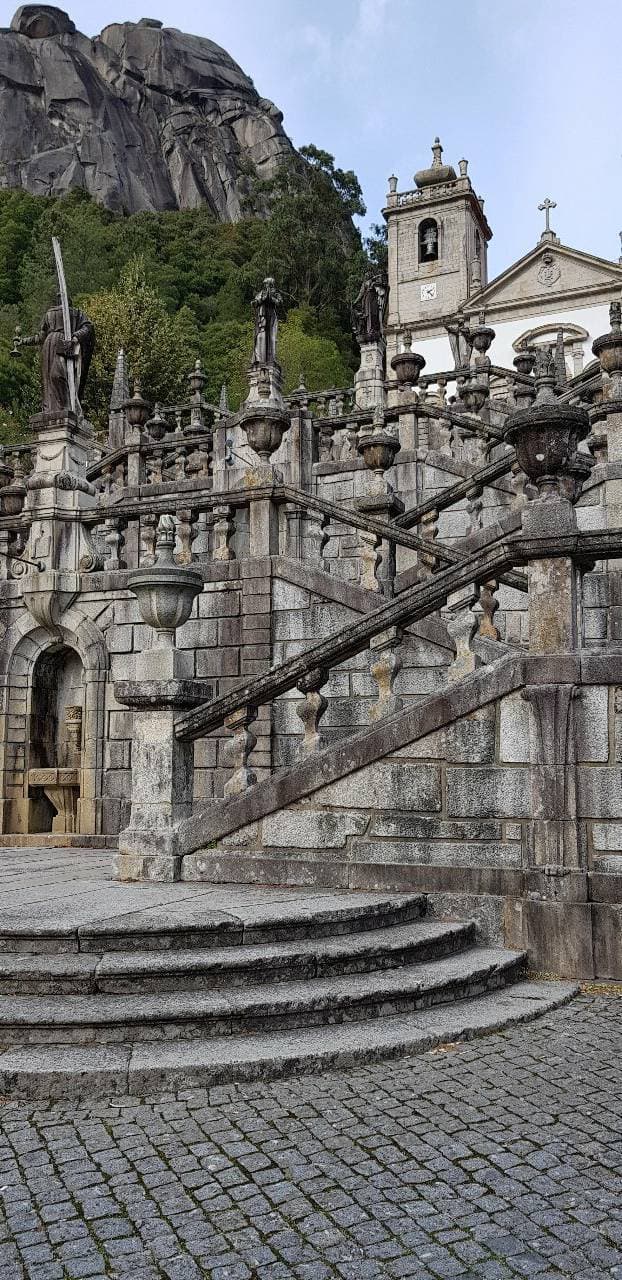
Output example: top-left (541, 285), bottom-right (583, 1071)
top-left (0, 609), bottom-right (108, 837)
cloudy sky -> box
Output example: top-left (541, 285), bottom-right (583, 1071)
top-left (6, 0), bottom-right (621, 279)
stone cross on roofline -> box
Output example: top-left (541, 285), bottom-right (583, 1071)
top-left (538, 197), bottom-right (558, 242)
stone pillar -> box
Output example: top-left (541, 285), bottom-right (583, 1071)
top-left (114, 645), bottom-right (210, 881)
top-left (354, 340), bottom-right (386, 411)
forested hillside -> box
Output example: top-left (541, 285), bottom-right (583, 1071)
top-left (0, 147), bottom-right (386, 440)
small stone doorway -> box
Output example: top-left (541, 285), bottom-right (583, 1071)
top-left (28, 646), bottom-right (85, 834)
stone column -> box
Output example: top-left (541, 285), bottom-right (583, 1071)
top-left (113, 516), bottom-right (208, 881)
top-left (114, 647), bottom-right (211, 881)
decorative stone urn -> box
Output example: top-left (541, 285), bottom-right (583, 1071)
top-left (592, 302), bottom-right (622, 400)
top-left (145, 403), bottom-right (168, 442)
top-left (470, 323), bottom-right (496, 357)
top-left (504, 350), bottom-right (590, 500)
top-left (390, 332), bottom-right (426, 388)
top-left (513, 349), bottom-right (536, 377)
top-left (357, 425), bottom-right (401, 480)
top-left (462, 376), bottom-right (489, 416)
top-left (126, 514), bottom-right (203, 648)
top-left (240, 406), bottom-right (289, 463)
top-left (122, 381), bottom-right (151, 430)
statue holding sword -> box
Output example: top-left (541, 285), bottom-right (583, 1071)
top-left (12, 237), bottom-right (95, 418)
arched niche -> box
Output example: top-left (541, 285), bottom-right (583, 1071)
top-left (0, 610), bottom-right (108, 838)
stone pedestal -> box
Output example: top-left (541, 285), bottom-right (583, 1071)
top-left (354, 340), bottom-right (386, 411)
top-left (114, 648), bottom-right (211, 881)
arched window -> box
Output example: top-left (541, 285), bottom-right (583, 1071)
top-left (419, 218), bottom-right (439, 263)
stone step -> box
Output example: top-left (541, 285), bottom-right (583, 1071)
top-left (0, 918), bottom-right (476, 995)
top-left (0, 947), bottom-right (525, 1045)
top-left (0, 891), bottom-right (427, 954)
top-left (0, 980), bottom-right (578, 1100)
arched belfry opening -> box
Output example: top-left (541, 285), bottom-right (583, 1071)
top-left (28, 646), bottom-right (85, 834)
top-left (419, 218), bottom-right (439, 263)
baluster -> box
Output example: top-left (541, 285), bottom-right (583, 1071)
top-left (359, 529), bottom-right (382, 593)
top-left (223, 706), bottom-right (257, 797)
top-left (369, 627), bottom-right (403, 721)
top-left (437, 415), bottom-right (452, 456)
top-left (306, 509), bottom-right (329, 565)
top-left (212, 504), bottom-right (235, 561)
top-left (296, 668), bottom-right (328, 756)
top-left (176, 507), bottom-right (195, 564)
top-left (466, 482), bottom-right (484, 536)
top-left (140, 513), bottom-right (158, 565)
top-left (146, 448), bottom-right (163, 485)
top-left (445, 585), bottom-right (479, 683)
top-left (418, 507), bottom-right (439, 578)
top-left (103, 517), bottom-right (125, 570)
top-left (284, 502), bottom-right (302, 559)
top-left (318, 422), bottom-right (335, 463)
top-left (473, 578), bottom-right (500, 641)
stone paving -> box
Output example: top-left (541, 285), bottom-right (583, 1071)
top-left (0, 995), bottom-right (619, 1279)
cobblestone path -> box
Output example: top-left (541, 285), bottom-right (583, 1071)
top-left (0, 995), bottom-right (620, 1280)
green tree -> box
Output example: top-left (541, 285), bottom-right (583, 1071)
top-left (81, 257), bottom-right (197, 428)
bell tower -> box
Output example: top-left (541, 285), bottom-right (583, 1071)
top-left (384, 139), bottom-right (492, 362)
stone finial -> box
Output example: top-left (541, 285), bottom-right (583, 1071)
top-left (431, 137), bottom-right (443, 167)
top-left (458, 158), bottom-right (468, 178)
top-left (155, 513), bottom-right (176, 563)
top-left (219, 382), bottom-right (229, 413)
top-left (610, 301), bottom-right (622, 335)
top-left (110, 348), bottom-right (129, 412)
top-left (387, 174), bottom-right (398, 194)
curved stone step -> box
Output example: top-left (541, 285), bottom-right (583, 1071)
top-left (0, 918), bottom-right (476, 995)
top-left (0, 891), bottom-right (427, 955)
top-left (0, 980), bottom-right (579, 1100)
top-left (0, 947), bottom-right (526, 1044)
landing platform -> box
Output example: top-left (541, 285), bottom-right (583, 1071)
top-left (0, 846), bottom-right (402, 943)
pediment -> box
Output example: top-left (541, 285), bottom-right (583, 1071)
top-left (464, 241), bottom-right (622, 315)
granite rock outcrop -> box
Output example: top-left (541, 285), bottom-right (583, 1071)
top-left (1, 6), bottom-right (294, 217)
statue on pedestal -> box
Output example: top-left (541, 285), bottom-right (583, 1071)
top-left (352, 276), bottom-right (386, 345)
top-left (12, 237), bottom-right (94, 417)
top-left (252, 277), bottom-right (281, 366)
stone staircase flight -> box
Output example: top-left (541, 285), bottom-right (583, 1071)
top-left (0, 890), bottom-right (577, 1098)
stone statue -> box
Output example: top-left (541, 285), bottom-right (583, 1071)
top-left (352, 276), bottom-right (386, 345)
top-left (252, 277), bottom-right (281, 366)
top-left (444, 315), bottom-right (473, 371)
top-left (15, 295), bottom-right (95, 417)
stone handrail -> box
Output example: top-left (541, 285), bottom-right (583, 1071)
top-left (394, 452), bottom-right (515, 530)
top-left (174, 525), bottom-right (614, 744)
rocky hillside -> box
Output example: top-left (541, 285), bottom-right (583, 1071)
top-left (0, 5), bottom-right (295, 217)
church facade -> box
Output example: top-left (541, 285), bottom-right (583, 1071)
top-left (385, 138), bottom-right (622, 380)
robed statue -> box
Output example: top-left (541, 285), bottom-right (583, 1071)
top-left (12, 238), bottom-right (94, 417)
top-left (351, 275), bottom-right (386, 345)
top-left (444, 314), bottom-right (473, 372)
top-left (252, 277), bottom-right (281, 366)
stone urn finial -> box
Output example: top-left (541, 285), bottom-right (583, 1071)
top-left (390, 332), bottom-right (426, 389)
top-left (126, 514), bottom-right (203, 648)
top-left (593, 302), bottom-right (622, 401)
top-left (123, 380), bottom-right (151, 430)
top-left (504, 349), bottom-right (590, 503)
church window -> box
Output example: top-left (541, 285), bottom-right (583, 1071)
top-left (419, 218), bottom-right (439, 263)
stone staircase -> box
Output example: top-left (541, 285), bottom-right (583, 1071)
top-left (0, 890), bottom-right (576, 1098)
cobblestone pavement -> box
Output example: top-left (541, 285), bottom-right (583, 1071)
top-left (0, 995), bottom-right (620, 1280)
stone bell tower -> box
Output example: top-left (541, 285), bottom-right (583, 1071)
top-left (384, 138), bottom-right (492, 365)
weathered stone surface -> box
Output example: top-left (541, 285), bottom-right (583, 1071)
top-left (309, 761), bottom-right (442, 813)
top-left (447, 766), bottom-right (531, 818)
top-left (262, 810), bottom-right (368, 849)
top-left (0, 8), bottom-right (295, 216)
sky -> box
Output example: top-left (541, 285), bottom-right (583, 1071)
top-left (4, 0), bottom-right (621, 279)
